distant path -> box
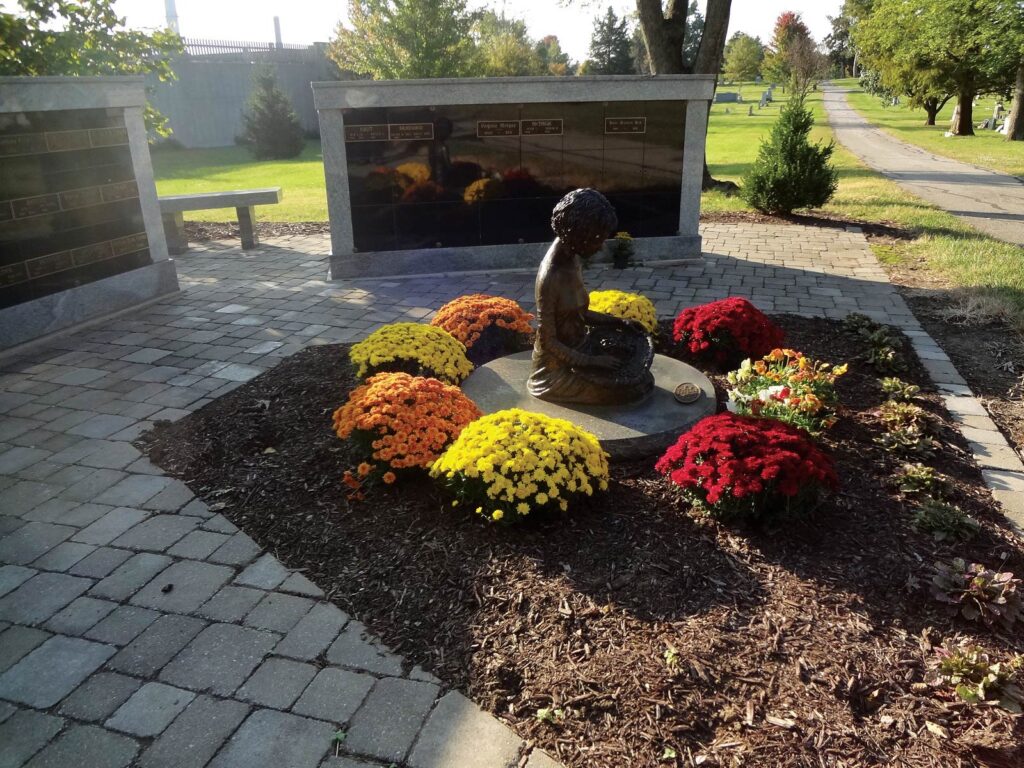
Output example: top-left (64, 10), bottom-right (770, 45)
top-left (822, 84), bottom-right (1024, 246)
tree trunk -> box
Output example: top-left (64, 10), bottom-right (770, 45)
top-left (1007, 61), bottom-right (1024, 141)
top-left (692, 0), bottom-right (736, 192)
top-left (924, 99), bottom-right (938, 126)
top-left (950, 90), bottom-right (975, 136)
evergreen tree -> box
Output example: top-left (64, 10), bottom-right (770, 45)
top-left (241, 69), bottom-right (305, 160)
top-left (586, 6), bottom-right (635, 75)
top-left (741, 96), bottom-right (838, 214)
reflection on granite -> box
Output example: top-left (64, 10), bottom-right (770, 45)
top-left (343, 100), bottom-right (687, 252)
top-left (0, 107), bottom-right (150, 309)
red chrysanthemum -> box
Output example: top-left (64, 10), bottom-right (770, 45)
top-left (656, 412), bottom-right (837, 519)
top-left (672, 298), bottom-right (785, 369)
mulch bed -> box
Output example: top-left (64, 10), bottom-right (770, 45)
top-left (139, 315), bottom-right (1024, 768)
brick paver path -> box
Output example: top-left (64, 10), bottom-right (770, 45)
top-left (0, 223), bottom-right (986, 768)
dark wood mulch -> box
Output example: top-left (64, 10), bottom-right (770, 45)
top-left (139, 316), bottom-right (1024, 768)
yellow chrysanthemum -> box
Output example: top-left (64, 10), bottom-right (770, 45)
top-left (588, 290), bottom-right (658, 334)
top-left (350, 323), bottom-right (473, 384)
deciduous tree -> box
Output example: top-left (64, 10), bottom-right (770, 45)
top-left (761, 11), bottom-right (812, 86)
top-left (722, 32), bottom-right (763, 82)
top-left (474, 11), bottom-right (545, 77)
top-left (0, 0), bottom-right (182, 134)
top-left (328, 0), bottom-right (477, 79)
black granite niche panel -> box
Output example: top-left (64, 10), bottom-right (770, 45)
top-left (0, 107), bottom-right (151, 309)
top-left (343, 100), bottom-right (686, 252)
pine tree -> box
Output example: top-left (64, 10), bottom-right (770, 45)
top-left (586, 6), bottom-right (635, 75)
top-left (741, 96), bottom-right (838, 214)
top-left (241, 69), bottom-right (305, 160)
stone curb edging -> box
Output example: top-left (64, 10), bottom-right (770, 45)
top-left (900, 327), bottom-right (1024, 533)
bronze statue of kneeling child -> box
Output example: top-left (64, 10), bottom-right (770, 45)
top-left (528, 188), bottom-right (655, 406)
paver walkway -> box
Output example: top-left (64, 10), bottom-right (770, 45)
top-left (823, 84), bottom-right (1024, 246)
top-left (0, 223), bottom-right (1014, 768)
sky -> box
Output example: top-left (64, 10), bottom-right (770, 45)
top-left (107, 0), bottom-right (842, 62)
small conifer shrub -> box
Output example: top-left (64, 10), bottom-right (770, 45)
top-left (241, 69), bottom-right (305, 160)
top-left (742, 96), bottom-right (838, 214)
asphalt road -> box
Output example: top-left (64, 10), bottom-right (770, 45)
top-left (822, 84), bottom-right (1024, 246)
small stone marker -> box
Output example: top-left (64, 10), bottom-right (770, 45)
top-left (674, 383), bottom-right (702, 404)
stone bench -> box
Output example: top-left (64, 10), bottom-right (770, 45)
top-left (159, 188), bottom-right (282, 254)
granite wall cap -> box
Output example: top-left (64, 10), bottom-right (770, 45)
top-left (0, 76), bottom-right (146, 112)
top-left (312, 74), bottom-right (717, 109)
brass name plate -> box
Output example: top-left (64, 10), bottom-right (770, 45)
top-left (605, 117), bottom-right (647, 134)
top-left (344, 124), bottom-right (388, 142)
top-left (477, 120), bottom-right (520, 137)
top-left (521, 119), bottom-right (563, 136)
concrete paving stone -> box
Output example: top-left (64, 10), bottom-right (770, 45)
top-left (72, 507), bottom-right (151, 546)
top-left (344, 677), bottom-right (439, 763)
top-left (234, 553), bottom-right (290, 589)
top-left (70, 546), bottom-right (133, 578)
top-left (0, 635), bottom-right (115, 708)
top-left (408, 665), bottom-right (441, 684)
top-left (110, 514), bottom-right (199, 552)
top-left (31, 501), bottom-right (112, 527)
top-left (58, 672), bottom-right (142, 722)
top-left (107, 614), bottom-right (206, 676)
top-left (0, 701), bottom-right (13, 723)
top-left (131, 560), bottom-right (234, 614)
top-left (195, 584), bottom-right (265, 622)
top-left (0, 417), bottom-right (41, 442)
top-left (202, 514), bottom-right (238, 534)
top-left (131, 366), bottom-right (186, 384)
top-left (279, 572), bottom-right (325, 598)
top-left (78, 442), bottom-right (143, 470)
top-left (0, 709), bottom-right (64, 768)
top-left (0, 571), bottom-right (92, 625)
top-left (121, 348), bottom-right (172, 364)
top-left (108, 421), bottom-right (152, 442)
top-left (325, 621), bottom-right (404, 676)
top-left (0, 521), bottom-right (75, 565)
top-left (0, 480), bottom-right (62, 516)
top-left (178, 498), bottom-right (212, 518)
top-left (46, 438), bottom-right (107, 465)
top-left (125, 456), bottom-right (163, 476)
top-left (0, 446), bottom-right (51, 474)
top-left (68, 414), bottom-right (138, 439)
top-left (49, 367), bottom-right (108, 386)
top-left (141, 481), bottom-right (195, 512)
top-left (89, 552), bottom-right (170, 600)
top-left (970, 441), bottom-right (1024, 472)
top-left (407, 691), bottom-right (523, 768)
top-left (55, 467), bottom-right (127, 502)
top-left (0, 625), bottom-right (50, 673)
top-left (210, 363), bottom-right (264, 382)
top-left (138, 695), bottom-right (249, 768)
top-left (159, 622), bottom-right (279, 696)
top-left (167, 530), bottom-right (230, 560)
top-left (275, 602), bottom-right (349, 661)
top-left (0, 516), bottom-right (25, 537)
top-left (31, 541), bottom-right (96, 571)
top-left (85, 605), bottom-right (161, 646)
top-left (291, 667), bottom-right (374, 724)
top-left (244, 592), bottom-right (314, 633)
top-left (0, 564), bottom-right (35, 598)
top-left (23, 724), bottom-right (139, 768)
top-left (106, 682), bottom-right (195, 737)
top-left (45, 596), bottom-right (117, 635)
top-left (321, 758), bottom-right (382, 768)
top-left (94, 475), bottom-right (174, 508)
top-left (208, 531), bottom-right (261, 566)
top-left (236, 657), bottom-right (317, 709)
top-left (208, 708), bottom-right (335, 768)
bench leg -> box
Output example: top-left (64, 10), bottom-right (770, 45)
top-left (162, 211), bottom-right (187, 255)
top-left (237, 206), bottom-right (259, 250)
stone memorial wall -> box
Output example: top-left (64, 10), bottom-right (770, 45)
top-left (0, 77), bottom-right (177, 350)
top-left (314, 76), bottom-right (716, 278)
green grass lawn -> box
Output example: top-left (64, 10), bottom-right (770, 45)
top-left (152, 141), bottom-right (328, 222)
top-left (152, 86), bottom-right (1024, 325)
top-left (833, 77), bottom-right (1024, 179)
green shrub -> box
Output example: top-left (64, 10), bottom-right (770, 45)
top-left (881, 377), bottom-right (921, 401)
top-left (741, 95), bottom-right (838, 214)
top-left (241, 69), bottom-right (305, 160)
top-left (893, 462), bottom-right (946, 495)
top-left (932, 558), bottom-right (1023, 633)
top-left (925, 639), bottom-right (1023, 712)
top-left (912, 499), bottom-right (978, 542)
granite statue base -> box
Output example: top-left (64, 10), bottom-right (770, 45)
top-left (461, 351), bottom-right (717, 461)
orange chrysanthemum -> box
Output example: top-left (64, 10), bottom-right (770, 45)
top-left (431, 294), bottom-right (534, 351)
top-left (332, 372), bottom-right (481, 472)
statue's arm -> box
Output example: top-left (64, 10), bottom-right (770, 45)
top-left (536, 292), bottom-right (592, 368)
top-left (584, 308), bottom-right (622, 327)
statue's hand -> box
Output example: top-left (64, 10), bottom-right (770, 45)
top-left (620, 318), bottom-right (648, 335)
top-left (591, 354), bottom-right (622, 370)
